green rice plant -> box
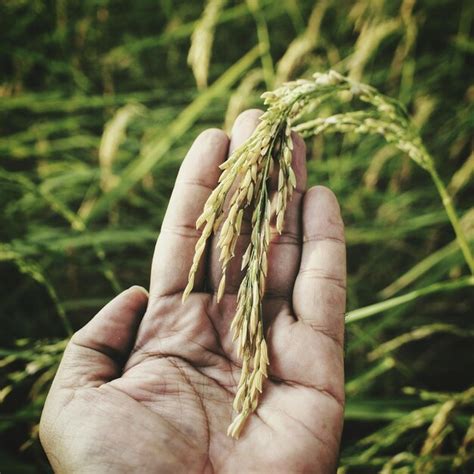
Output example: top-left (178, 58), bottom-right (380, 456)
top-left (1, 0), bottom-right (473, 469)
top-left (183, 69), bottom-right (474, 437)
top-left (188, 0), bottom-right (227, 90)
top-left (83, 46), bottom-right (261, 225)
top-left (342, 386), bottom-right (474, 471)
top-left (0, 339), bottom-right (66, 445)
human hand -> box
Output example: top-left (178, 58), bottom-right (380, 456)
top-left (40, 109), bottom-right (346, 473)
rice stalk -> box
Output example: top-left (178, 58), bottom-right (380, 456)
top-left (389, 0), bottom-right (417, 89)
top-left (293, 79), bottom-right (474, 274)
top-left (448, 150), bottom-right (474, 197)
top-left (275, 0), bottom-right (330, 85)
top-left (224, 68), bottom-right (264, 132)
top-left (363, 146), bottom-right (398, 189)
top-left (417, 388), bottom-right (474, 472)
top-left (355, 404), bottom-right (440, 461)
top-left (283, 0), bottom-right (304, 33)
top-left (184, 69), bottom-right (474, 438)
top-left (0, 338), bottom-right (67, 445)
top-left (380, 452), bottom-right (417, 474)
top-left (346, 276), bottom-right (474, 324)
top-left (348, 18), bottom-right (401, 81)
top-left (85, 46), bottom-right (260, 224)
top-left (368, 323), bottom-right (474, 361)
top-left (246, 0), bottom-right (275, 89)
top-left (184, 94), bottom-right (297, 438)
top-left (416, 399), bottom-right (457, 472)
top-left (3, 173), bottom-right (125, 297)
top-left (103, 1), bottom-right (276, 69)
top-left (2, 135), bottom-right (100, 159)
top-left (379, 211), bottom-right (474, 298)
top-left (363, 96), bottom-right (436, 190)
top-left (16, 258), bottom-right (72, 336)
top-left (0, 90), bottom-right (168, 114)
top-left (187, 0), bottom-right (227, 90)
top-left (346, 357), bottom-right (396, 396)
top-left (402, 387), bottom-right (461, 403)
top-left (357, 386), bottom-right (474, 463)
top-left (452, 416), bottom-right (474, 469)
top-left (99, 103), bottom-right (145, 192)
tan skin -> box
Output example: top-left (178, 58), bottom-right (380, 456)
top-left (40, 110), bottom-right (346, 473)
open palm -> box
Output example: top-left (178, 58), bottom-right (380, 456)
top-left (40, 110), bottom-right (346, 474)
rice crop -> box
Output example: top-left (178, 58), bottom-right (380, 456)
top-left (1, 0), bottom-right (473, 471)
top-left (184, 69), bottom-right (473, 439)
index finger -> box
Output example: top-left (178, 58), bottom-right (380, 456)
top-left (149, 128), bottom-right (229, 298)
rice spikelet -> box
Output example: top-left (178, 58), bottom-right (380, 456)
top-left (183, 70), bottom-right (473, 438)
top-left (187, 0), bottom-right (227, 90)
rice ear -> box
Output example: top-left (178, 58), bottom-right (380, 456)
top-left (183, 69), bottom-right (472, 439)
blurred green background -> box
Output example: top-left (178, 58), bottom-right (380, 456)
top-left (1, 0), bottom-right (473, 472)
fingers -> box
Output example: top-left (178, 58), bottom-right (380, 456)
top-left (229, 109), bottom-right (264, 154)
top-left (150, 129), bottom-right (229, 297)
top-left (52, 286), bottom-right (148, 390)
top-left (293, 186), bottom-right (346, 347)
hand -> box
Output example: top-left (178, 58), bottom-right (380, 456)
top-left (40, 110), bottom-right (346, 473)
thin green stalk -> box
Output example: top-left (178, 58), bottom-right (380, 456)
top-left (0, 172), bottom-right (121, 298)
top-left (428, 166), bottom-right (474, 275)
top-left (103, 0), bottom-right (277, 62)
top-left (368, 324), bottom-right (474, 361)
top-left (344, 399), bottom-right (424, 422)
top-left (247, 0), bottom-right (275, 89)
top-left (43, 278), bottom-right (73, 336)
top-left (346, 276), bottom-right (474, 324)
top-left (379, 239), bottom-right (461, 298)
top-left (15, 257), bottom-right (73, 336)
top-left (85, 46), bottom-right (260, 224)
top-left (40, 188), bottom-right (122, 293)
top-left (346, 357), bottom-right (396, 396)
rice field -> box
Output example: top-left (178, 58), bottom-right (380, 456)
top-left (1, 0), bottom-right (473, 471)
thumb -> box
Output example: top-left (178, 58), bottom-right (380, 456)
top-left (52, 286), bottom-right (148, 390)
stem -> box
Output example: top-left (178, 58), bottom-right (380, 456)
top-left (86, 46), bottom-right (260, 224)
top-left (247, 0), bottom-right (274, 89)
top-left (346, 276), bottom-right (474, 324)
top-left (428, 166), bottom-right (474, 275)
top-left (46, 283), bottom-right (73, 336)
top-left (41, 188), bottom-right (122, 292)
